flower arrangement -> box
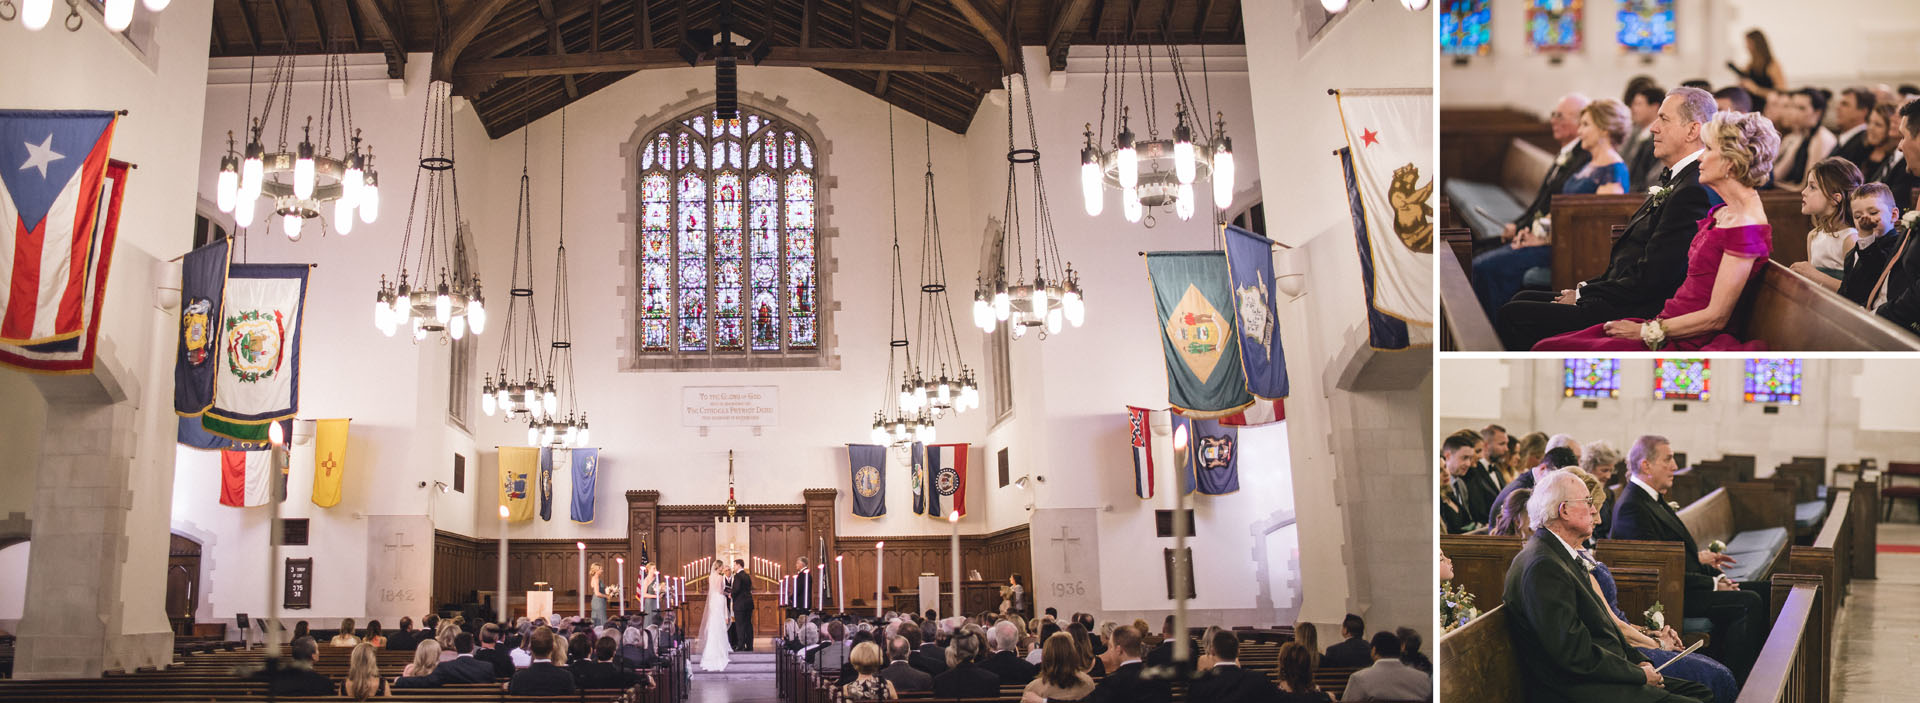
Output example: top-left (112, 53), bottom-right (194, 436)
top-left (1644, 601), bottom-right (1666, 630)
top-left (1441, 581), bottom-right (1482, 633)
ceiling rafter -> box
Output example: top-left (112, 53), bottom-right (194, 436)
top-left (350, 0), bottom-right (408, 78)
top-left (944, 0), bottom-right (1012, 73)
top-left (431, 0), bottom-right (520, 81)
top-left (1044, 0), bottom-right (1094, 70)
top-left (535, 0), bottom-right (581, 98)
top-left (873, 0), bottom-right (917, 97)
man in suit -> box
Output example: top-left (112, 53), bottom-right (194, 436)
top-left (474, 624), bottom-right (516, 679)
top-left (1188, 630), bottom-right (1280, 703)
top-left (1609, 435), bottom-right (1766, 684)
top-left (980, 621), bottom-right (1038, 686)
top-left (1506, 469), bottom-right (1711, 702)
top-left (1501, 93), bottom-right (1595, 247)
top-left (933, 625), bottom-right (1001, 698)
top-left (1497, 87), bottom-right (1723, 351)
top-left (791, 557), bottom-right (812, 617)
top-left (1459, 431), bottom-right (1503, 522)
top-left (1831, 87), bottom-right (1877, 169)
top-left (1442, 433), bottom-right (1486, 533)
top-left (880, 636), bottom-right (934, 693)
top-left (386, 616), bottom-right (417, 651)
top-left (572, 636), bottom-right (639, 689)
top-left (1490, 447), bottom-right (1581, 529)
top-left (910, 619), bottom-right (951, 676)
top-left (1341, 631), bottom-right (1433, 702)
top-left (247, 636), bottom-right (337, 697)
top-left (1625, 84), bottom-right (1667, 192)
top-left (507, 627), bottom-right (577, 696)
top-left (731, 559), bottom-right (755, 651)
top-left (1041, 625), bottom-right (1168, 703)
top-left (1872, 99), bottom-right (1920, 331)
top-left (1320, 614), bottom-right (1372, 669)
top-left (426, 632), bottom-right (497, 684)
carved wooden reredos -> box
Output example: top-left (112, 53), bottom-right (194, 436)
top-left (623, 488), bottom-right (839, 583)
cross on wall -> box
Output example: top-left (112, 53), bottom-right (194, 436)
top-left (1050, 526), bottom-right (1082, 575)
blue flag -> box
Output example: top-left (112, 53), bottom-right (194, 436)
top-left (910, 441), bottom-right (926, 516)
top-left (175, 238), bottom-right (230, 415)
top-left (925, 441), bottom-right (947, 519)
top-left (1340, 147), bottom-right (1411, 350)
top-left (537, 447), bottom-right (555, 521)
top-left (1223, 226), bottom-right (1288, 401)
top-left (570, 448), bottom-right (599, 523)
top-left (1191, 418), bottom-right (1240, 495)
top-left (849, 443), bottom-right (887, 518)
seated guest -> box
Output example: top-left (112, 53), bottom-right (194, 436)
top-left (1507, 432), bottom-right (1548, 485)
top-left (1475, 98), bottom-right (1635, 318)
top-left (1189, 630), bottom-right (1280, 703)
top-left (573, 636), bottom-right (639, 689)
top-left (843, 641), bottom-right (899, 701)
top-left (292, 620), bottom-right (309, 643)
top-left (394, 639), bottom-right (442, 688)
top-left (910, 619), bottom-right (949, 676)
top-left (362, 620), bottom-right (386, 648)
top-left (330, 617), bottom-right (360, 646)
top-left (1713, 86), bottom-right (1752, 114)
top-left (1457, 430), bottom-right (1502, 520)
top-left (1862, 103), bottom-right (1903, 182)
top-left (1831, 87), bottom-right (1878, 170)
top-left (1395, 628), bottom-right (1430, 675)
top-left (616, 625), bottom-right (656, 670)
top-left (1339, 631), bottom-right (1431, 702)
top-left (933, 626), bottom-right (999, 698)
top-left (1292, 621), bottom-right (1323, 671)
top-left (476, 623), bottom-right (515, 679)
top-left (1491, 446), bottom-right (1580, 526)
top-left (1275, 642), bottom-right (1334, 702)
top-left (1488, 488), bottom-right (1534, 538)
top-left (1478, 424), bottom-right (1513, 485)
top-left (1537, 109), bottom-right (1781, 350)
top-left (1440, 433), bottom-right (1484, 534)
top-left (1023, 625), bottom-right (1167, 703)
top-left (245, 636), bottom-right (335, 697)
top-left (1025, 632), bottom-right (1096, 701)
top-left (1580, 441), bottom-right (1626, 538)
top-left (434, 621), bottom-right (460, 663)
top-left (1028, 621), bottom-right (1061, 665)
top-left (508, 627), bottom-right (576, 696)
top-left (566, 632), bottom-right (592, 667)
top-left (1881, 98), bottom-right (1920, 211)
top-left (879, 636), bottom-right (933, 693)
top-left (428, 632), bottom-right (496, 684)
top-left (507, 632), bottom-right (532, 668)
top-left (1789, 157), bottom-right (1866, 289)
top-left (1497, 87), bottom-right (1722, 351)
top-left (1502, 94), bottom-right (1595, 244)
top-left (1506, 469), bottom-right (1714, 702)
top-left (1609, 435), bottom-right (1766, 684)
top-left (1872, 103), bottom-right (1920, 331)
top-left (1840, 183), bottom-right (1906, 307)
top-left (1775, 88), bottom-right (1836, 192)
top-left (1626, 84), bottom-right (1667, 192)
top-left (1320, 614), bottom-right (1372, 669)
top-left (813, 620), bottom-right (850, 673)
top-left (340, 642), bottom-right (386, 701)
top-left (386, 616), bottom-right (416, 651)
top-left (983, 620), bottom-right (1039, 686)
top-left (1068, 622), bottom-right (1106, 677)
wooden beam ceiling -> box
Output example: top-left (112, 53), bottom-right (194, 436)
top-left (350, 0), bottom-right (408, 78)
top-left (535, 0), bottom-right (581, 98)
top-left (944, 0), bottom-right (1012, 73)
top-left (455, 46), bottom-right (1001, 82)
top-left (431, 0), bottom-right (520, 81)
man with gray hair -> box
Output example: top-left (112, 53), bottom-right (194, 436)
top-left (1546, 434), bottom-right (1583, 460)
top-left (1498, 86), bottom-right (1724, 350)
top-left (979, 620), bottom-right (1038, 686)
top-left (1610, 435), bottom-right (1765, 683)
top-left (1504, 470), bottom-right (1713, 702)
top-left (1506, 93), bottom-right (1596, 242)
top-left (880, 635), bottom-right (934, 692)
top-left (1581, 440), bottom-right (1625, 538)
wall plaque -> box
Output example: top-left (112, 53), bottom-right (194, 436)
top-left (681, 386), bottom-right (779, 426)
top-left (284, 558), bottom-right (313, 609)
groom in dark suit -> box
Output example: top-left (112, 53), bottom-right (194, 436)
top-left (1496, 87), bottom-right (1723, 350)
top-left (731, 559), bottom-right (755, 651)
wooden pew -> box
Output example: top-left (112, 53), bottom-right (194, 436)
top-left (1441, 108), bottom-right (1559, 186)
top-left (1439, 534), bottom-right (1686, 622)
top-left (1732, 261), bottom-right (1920, 351)
top-left (1675, 484), bottom-right (1796, 585)
top-left (1441, 238), bottom-right (1501, 351)
top-left (1735, 582), bottom-right (1822, 703)
top-left (1438, 604), bottom-right (1522, 703)
top-left (1546, 190), bottom-right (1812, 290)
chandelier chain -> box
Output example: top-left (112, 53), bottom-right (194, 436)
top-left (549, 107), bottom-right (577, 420)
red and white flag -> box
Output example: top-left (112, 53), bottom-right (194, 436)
top-left (1127, 406), bottom-right (1157, 499)
top-left (927, 444), bottom-right (969, 518)
top-left (0, 110), bottom-right (120, 372)
top-left (220, 449), bottom-right (273, 507)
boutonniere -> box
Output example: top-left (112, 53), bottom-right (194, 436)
top-left (1667, 500), bottom-right (1682, 511)
top-left (1644, 602), bottom-right (1666, 630)
top-left (1645, 185), bottom-right (1675, 209)
top-left (1899, 210), bottom-right (1920, 236)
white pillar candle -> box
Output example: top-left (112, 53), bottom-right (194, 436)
top-left (875, 542), bottom-right (885, 617)
top-left (497, 505), bottom-right (510, 625)
top-left (577, 542), bottom-right (586, 618)
top-left (836, 555), bottom-right (846, 614)
top-left (617, 557), bottom-right (626, 616)
top-left (949, 511), bottom-right (961, 618)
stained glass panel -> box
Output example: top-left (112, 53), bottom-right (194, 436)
top-left (783, 132), bottom-right (796, 168)
top-left (1527, 0), bottom-right (1583, 53)
top-left (1653, 359), bottom-right (1710, 401)
top-left (749, 140), bottom-right (762, 169)
top-left (1441, 0), bottom-right (1492, 57)
top-left (640, 171), bottom-right (673, 353)
top-left (713, 171), bottom-right (744, 351)
top-left (689, 114), bottom-right (706, 136)
top-left (800, 140), bottom-right (814, 168)
top-left (676, 133), bottom-right (691, 168)
top-left (1617, 0), bottom-right (1674, 54)
top-left (642, 142), bottom-right (655, 170)
top-left (677, 171), bottom-right (707, 351)
top-left (786, 172), bottom-right (815, 229)
top-left (1563, 358), bottom-right (1620, 398)
top-left (1744, 359), bottom-right (1802, 404)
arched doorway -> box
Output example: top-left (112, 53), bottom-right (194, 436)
top-left (166, 534), bottom-right (202, 637)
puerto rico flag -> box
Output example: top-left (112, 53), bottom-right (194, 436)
top-left (1127, 406), bottom-right (1156, 499)
top-left (0, 110), bottom-right (123, 373)
top-left (927, 444), bottom-right (969, 519)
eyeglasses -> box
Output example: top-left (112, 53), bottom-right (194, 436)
top-left (1561, 498), bottom-right (1596, 510)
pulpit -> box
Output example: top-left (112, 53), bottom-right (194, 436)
top-left (527, 590), bottom-right (554, 621)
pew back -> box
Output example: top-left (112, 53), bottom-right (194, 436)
top-left (1438, 605), bottom-right (1522, 703)
top-left (1733, 261), bottom-right (1920, 351)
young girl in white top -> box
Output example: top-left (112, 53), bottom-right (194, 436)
top-left (1790, 157), bottom-right (1864, 291)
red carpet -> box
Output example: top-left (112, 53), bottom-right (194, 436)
top-left (1877, 544), bottom-right (1920, 553)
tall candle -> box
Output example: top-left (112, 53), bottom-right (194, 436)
top-left (617, 557), bottom-right (626, 616)
top-left (576, 542), bottom-right (586, 618)
top-left (875, 542), bottom-right (885, 616)
top-left (497, 505), bottom-right (510, 625)
top-left (836, 555), bottom-right (846, 613)
top-left (949, 511), bottom-right (961, 618)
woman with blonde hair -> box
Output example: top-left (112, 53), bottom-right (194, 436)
top-left (841, 641), bottom-right (898, 700)
top-left (1510, 433), bottom-right (1548, 478)
top-left (398, 638), bottom-right (441, 680)
top-left (1290, 621), bottom-right (1322, 670)
top-left (1024, 632), bottom-right (1096, 701)
top-left (330, 617), bottom-right (361, 646)
top-left (589, 562), bottom-right (609, 627)
top-left (1539, 110), bottom-right (1782, 350)
top-left (434, 621), bottom-right (459, 662)
top-left (340, 642), bottom-right (387, 699)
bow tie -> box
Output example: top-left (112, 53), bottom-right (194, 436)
top-left (1658, 168), bottom-right (1674, 186)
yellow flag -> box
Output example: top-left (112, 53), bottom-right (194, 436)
top-left (310, 419), bottom-right (350, 508)
top-left (500, 446), bottom-right (537, 521)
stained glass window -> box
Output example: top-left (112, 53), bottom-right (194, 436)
top-left (1527, 0), bottom-right (1583, 54)
top-left (1617, 0), bottom-right (1675, 54)
top-left (1744, 359), bottom-right (1802, 404)
top-left (638, 108), bottom-right (822, 359)
top-left (1441, 0), bottom-right (1492, 57)
top-left (1653, 359), bottom-right (1710, 401)
top-left (1563, 358), bottom-right (1620, 398)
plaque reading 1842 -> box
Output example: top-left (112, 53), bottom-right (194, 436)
top-left (285, 558), bottom-right (313, 609)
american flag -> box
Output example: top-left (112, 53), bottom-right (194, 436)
top-left (0, 110), bottom-right (122, 374)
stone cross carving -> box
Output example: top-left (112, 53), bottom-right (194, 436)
top-left (1050, 525), bottom-right (1082, 574)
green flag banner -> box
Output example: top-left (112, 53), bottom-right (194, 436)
top-left (1146, 251), bottom-right (1254, 417)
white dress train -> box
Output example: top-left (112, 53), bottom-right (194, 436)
top-left (698, 573), bottom-right (731, 672)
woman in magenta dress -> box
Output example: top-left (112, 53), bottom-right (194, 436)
top-left (1536, 110), bottom-right (1782, 351)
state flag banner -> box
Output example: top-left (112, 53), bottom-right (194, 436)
top-left (848, 444), bottom-right (887, 519)
top-left (1223, 226), bottom-right (1289, 415)
top-left (178, 415), bottom-right (286, 452)
top-left (538, 448), bottom-right (556, 522)
top-left (1126, 406), bottom-right (1157, 499)
top-left (220, 449), bottom-right (272, 507)
top-left (201, 263), bottom-right (310, 442)
top-left (1334, 88), bottom-right (1434, 329)
top-left (175, 238), bottom-right (231, 415)
top-left (1146, 251), bottom-right (1254, 417)
top-left (309, 419), bottom-right (349, 508)
top-left (570, 448), bottom-right (599, 523)
top-left (1191, 418), bottom-right (1240, 496)
top-left (927, 444), bottom-right (969, 518)
top-left (0, 148), bottom-right (127, 375)
top-left (500, 446), bottom-right (537, 522)
top-left (910, 441), bottom-right (927, 516)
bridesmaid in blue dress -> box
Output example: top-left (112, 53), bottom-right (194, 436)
top-left (1473, 99), bottom-right (1635, 318)
top-left (1583, 548), bottom-right (1739, 703)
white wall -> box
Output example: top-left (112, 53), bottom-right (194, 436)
top-left (1441, 0), bottom-right (1920, 111)
top-left (0, 542), bottom-right (27, 626)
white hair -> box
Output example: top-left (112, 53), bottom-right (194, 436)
top-left (1527, 470), bottom-right (1587, 531)
top-left (989, 621), bottom-right (1020, 652)
top-left (1546, 434), bottom-right (1578, 452)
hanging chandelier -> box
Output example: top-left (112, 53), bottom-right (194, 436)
top-left (217, 51), bottom-right (381, 241)
top-left (481, 121), bottom-right (553, 427)
top-left (902, 110), bottom-right (979, 418)
top-left (870, 106), bottom-right (934, 446)
top-left (4, 0), bottom-right (169, 32)
top-left (533, 108), bottom-right (589, 448)
top-left (1078, 43), bottom-right (1234, 225)
top-left (974, 72), bottom-right (1084, 340)
top-left (372, 80), bottom-right (484, 342)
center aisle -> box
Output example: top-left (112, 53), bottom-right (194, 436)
top-left (687, 636), bottom-right (780, 703)
top-left (1832, 522), bottom-right (1920, 702)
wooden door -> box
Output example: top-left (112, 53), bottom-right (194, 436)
top-left (166, 534), bottom-right (202, 636)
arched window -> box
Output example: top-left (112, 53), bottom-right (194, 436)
top-left (632, 107), bottom-right (825, 367)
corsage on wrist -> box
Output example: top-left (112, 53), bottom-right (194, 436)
top-left (1640, 319), bottom-right (1667, 351)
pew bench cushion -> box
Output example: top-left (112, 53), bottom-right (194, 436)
top-left (1795, 500), bottom-right (1829, 530)
top-left (1444, 179), bottom-right (1524, 242)
top-left (1681, 617), bottom-right (1713, 633)
top-left (1720, 527), bottom-right (1789, 583)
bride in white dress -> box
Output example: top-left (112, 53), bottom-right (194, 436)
top-left (697, 564), bottom-right (731, 672)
